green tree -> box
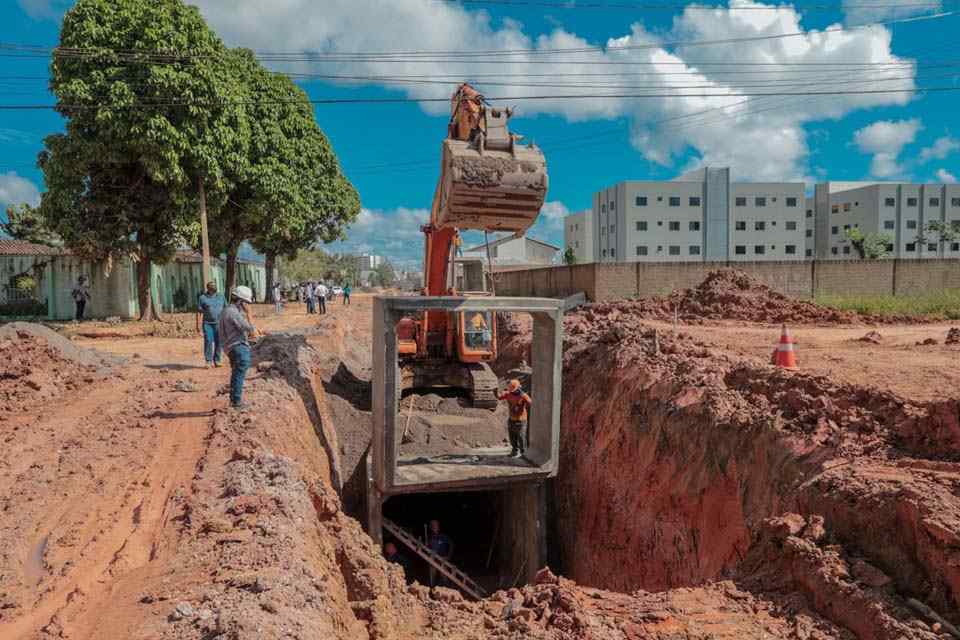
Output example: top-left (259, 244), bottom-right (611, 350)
top-left (563, 246), bottom-right (577, 265)
top-left (212, 50), bottom-right (360, 298)
top-left (37, 0), bottom-right (248, 320)
top-left (844, 228), bottom-right (893, 260)
top-left (2, 204), bottom-right (61, 246)
top-left (921, 220), bottom-right (960, 252)
top-left (372, 260), bottom-right (397, 287)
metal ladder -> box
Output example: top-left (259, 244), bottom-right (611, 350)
top-left (382, 518), bottom-right (487, 600)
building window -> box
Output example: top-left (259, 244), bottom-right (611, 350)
top-left (806, 229), bottom-right (813, 237)
top-left (832, 205), bottom-right (839, 214)
top-left (755, 245), bottom-right (765, 255)
top-left (755, 221), bottom-right (765, 231)
top-left (841, 246), bottom-right (850, 255)
top-left (885, 197), bottom-right (896, 207)
top-left (906, 243), bottom-right (916, 252)
top-left (689, 196), bottom-right (701, 206)
top-left (843, 203), bottom-right (851, 212)
top-left (930, 197), bottom-right (940, 207)
top-left (657, 196), bottom-right (663, 202)
top-left (735, 245), bottom-right (746, 255)
top-left (601, 204), bottom-right (606, 213)
top-left (668, 246), bottom-right (681, 256)
top-left (611, 248), bottom-right (616, 258)
top-left (657, 221), bottom-right (663, 226)
top-left (785, 245), bottom-right (797, 255)
top-left (636, 196), bottom-right (647, 206)
top-left (610, 201), bottom-right (616, 211)
top-left (657, 245), bottom-right (663, 252)
top-left (689, 221), bottom-right (701, 231)
top-left (884, 220), bottom-right (895, 230)
top-left (952, 242), bottom-right (960, 251)
top-left (755, 197), bottom-right (767, 207)
top-left (669, 221), bottom-right (680, 231)
top-left (886, 243), bottom-right (894, 252)
top-left (785, 197), bottom-right (798, 207)
top-left (689, 245), bottom-right (701, 255)
top-left (831, 226), bottom-right (838, 235)
top-left (610, 224), bottom-right (616, 234)
top-left (735, 221), bottom-right (746, 231)
top-left (907, 197), bottom-right (918, 206)
top-left (601, 226), bottom-right (606, 235)
top-left (636, 245), bottom-right (647, 256)
top-left (735, 197), bottom-right (747, 207)
top-left (928, 243), bottom-right (938, 252)
top-left (806, 249), bottom-right (812, 257)
top-left (669, 196), bottom-right (681, 207)
top-left (952, 198), bottom-right (960, 207)
top-left (843, 224), bottom-right (851, 231)
top-left (906, 220), bottom-right (917, 229)
top-left (806, 209), bottom-right (813, 218)
top-left (636, 221), bottom-right (647, 231)
top-left (575, 241), bottom-right (579, 248)
top-left (602, 249), bottom-right (607, 257)
top-left (786, 221), bottom-right (798, 231)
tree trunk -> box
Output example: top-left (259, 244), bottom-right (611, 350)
top-left (136, 256), bottom-right (163, 322)
top-left (265, 251), bottom-right (277, 303)
top-left (198, 178), bottom-right (211, 286)
top-left (225, 244), bottom-right (239, 296)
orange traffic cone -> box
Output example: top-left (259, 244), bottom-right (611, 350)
top-left (773, 323), bottom-right (798, 369)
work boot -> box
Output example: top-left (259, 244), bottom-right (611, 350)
top-left (509, 449), bottom-right (519, 458)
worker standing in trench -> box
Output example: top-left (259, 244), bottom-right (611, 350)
top-left (218, 285), bottom-right (262, 410)
top-left (498, 379), bottom-right (532, 458)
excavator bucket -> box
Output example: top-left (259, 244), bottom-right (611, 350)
top-left (435, 138), bottom-right (548, 235)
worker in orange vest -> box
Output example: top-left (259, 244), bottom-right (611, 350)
top-left (498, 379), bottom-right (531, 458)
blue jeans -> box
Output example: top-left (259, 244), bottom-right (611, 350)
top-left (227, 344), bottom-right (251, 406)
top-left (202, 322), bottom-right (221, 364)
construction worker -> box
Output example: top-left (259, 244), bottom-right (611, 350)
top-left (427, 519), bottom-right (453, 587)
top-left (196, 281), bottom-right (225, 368)
top-left (498, 379), bottom-right (531, 458)
top-left (454, 230), bottom-right (464, 257)
top-left (218, 285), bottom-right (262, 409)
top-left (383, 541), bottom-right (412, 576)
top-left (467, 311), bottom-right (489, 347)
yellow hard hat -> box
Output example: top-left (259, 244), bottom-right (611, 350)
top-left (507, 379), bottom-right (521, 392)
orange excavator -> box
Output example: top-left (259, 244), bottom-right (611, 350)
top-left (395, 84), bottom-right (548, 407)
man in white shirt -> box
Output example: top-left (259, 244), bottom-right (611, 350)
top-left (316, 282), bottom-right (328, 315)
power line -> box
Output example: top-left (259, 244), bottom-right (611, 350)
top-left (439, 0), bottom-right (948, 9)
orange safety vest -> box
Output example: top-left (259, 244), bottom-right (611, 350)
top-left (499, 390), bottom-right (531, 422)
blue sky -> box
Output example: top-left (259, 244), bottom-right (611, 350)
top-left (3, 0), bottom-right (960, 269)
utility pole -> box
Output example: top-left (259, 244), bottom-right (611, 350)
top-left (198, 177), bottom-right (211, 286)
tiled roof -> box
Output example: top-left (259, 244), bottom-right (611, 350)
top-left (0, 239), bottom-right (64, 256)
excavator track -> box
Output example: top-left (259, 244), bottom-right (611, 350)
top-left (467, 363), bottom-right (499, 410)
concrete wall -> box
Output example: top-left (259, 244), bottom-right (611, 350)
top-left (494, 258), bottom-right (960, 301)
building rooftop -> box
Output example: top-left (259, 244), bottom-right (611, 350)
top-left (464, 234), bottom-right (560, 253)
top-left (0, 239), bottom-right (65, 256)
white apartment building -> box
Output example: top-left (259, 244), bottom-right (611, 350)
top-left (563, 210), bottom-right (594, 263)
top-left (588, 168), bottom-right (806, 263)
top-left (812, 182), bottom-right (960, 259)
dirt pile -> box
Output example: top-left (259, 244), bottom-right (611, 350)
top-left (0, 322), bottom-right (115, 414)
top-left (623, 269), bottom-right (905, 324)
top-left (946, 327), bottom-right (960, 344)
top-left (547, 299), bottom-right (960, 631)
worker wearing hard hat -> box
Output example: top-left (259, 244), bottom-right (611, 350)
top-left (498, 379), bottom-right (531, 458)
top-left (217, 285), bottom-right (263, 409)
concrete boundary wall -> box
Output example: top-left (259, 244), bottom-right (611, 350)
top-left (494, 259), bottom-right (960, 301)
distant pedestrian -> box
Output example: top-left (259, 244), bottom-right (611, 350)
top-left (71, 275), bottom-right (91, 321)
top-left (343, 284), bottom-right (351, 305)
top-left (196, 281), bottom-right (225, 368)
top-left (272, 282), bottom-right (283, 314)
top-left (218, 286), bottom-right (261, 409)
top-left (305, 281), bottom-right (316, 314)
top-left (498, 379), bottom-right (531, 458)
top-left (317, 282), bottom-right (328, 314)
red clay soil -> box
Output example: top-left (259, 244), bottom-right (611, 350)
top-left (624, 269), bottom-right (917, 324)
top-left (544, 300), bottom-right (960, 635)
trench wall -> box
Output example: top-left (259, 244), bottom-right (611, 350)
top-left (493, 259), bottom-right (960, 301)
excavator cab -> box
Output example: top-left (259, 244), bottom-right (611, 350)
top-left (458, 309), bottom-right (496, 361)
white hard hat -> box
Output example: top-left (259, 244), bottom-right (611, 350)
top-left (232, 285), bottom-right (253, 303)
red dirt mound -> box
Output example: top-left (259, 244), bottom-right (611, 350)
top-left (0, 323), bottom-right (113, 415)
top-left (625, 269), bottom-right (911, 324)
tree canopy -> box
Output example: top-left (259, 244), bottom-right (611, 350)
top-left (2, 204), bottom-right (61, 246)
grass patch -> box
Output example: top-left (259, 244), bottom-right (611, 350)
top-left (816, 289), bottom-right (960, 320)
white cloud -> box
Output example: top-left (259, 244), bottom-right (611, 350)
top-left (936, 168), bottom-right (957, 183)
top-left (16, 0), bottom-right (71, 20)
top-left (853, 118), bottom-right (922, 178)
top-left (920, 136), bottom-right (960, 163)
top-left (325, 206), bottom-right (430, 269)
top-left (0, 172), bottom-right (41, 208)
top-left (193, 0), bottom-right (916, 183)
top-left (843, 0), bottom-right (942, 25)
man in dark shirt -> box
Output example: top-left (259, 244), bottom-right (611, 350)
top-left (196, 281), bottom-right (225, 368)
top-left (383, 542), bottom-right (412, 576)
top-left (498, 379), bottom-right (532, 458)
top-left (427, 519), bottom-right (454, 586)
